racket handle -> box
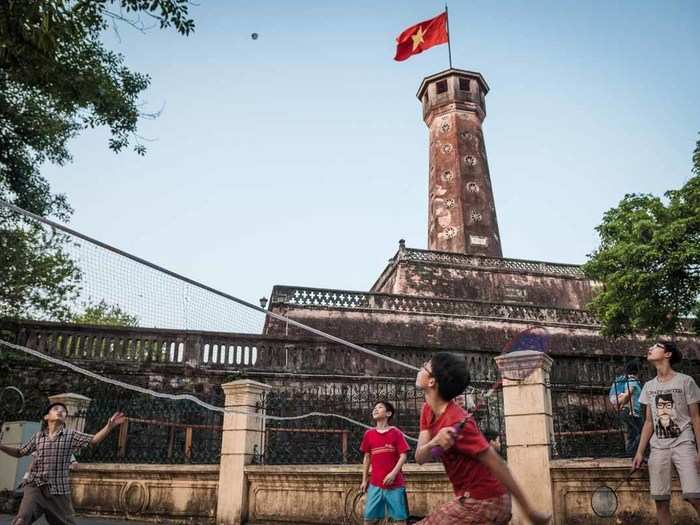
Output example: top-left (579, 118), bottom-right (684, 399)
top-left (430, 420), bottom-right (466, 460)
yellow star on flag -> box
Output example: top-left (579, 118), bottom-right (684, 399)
top-left (411, 27), bottom-right (425, 51)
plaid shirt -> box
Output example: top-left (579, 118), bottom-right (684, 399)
top-left (18, 427), bottom-right (93, 495)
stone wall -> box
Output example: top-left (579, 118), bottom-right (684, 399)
top-left (370, 246), bottom-right (597, 310)
top-left (65, 463), bottom-right (454, 524)
top-left (70, 463), bottom-right (219, 523)
top-left (373, 260), bottom-right (596, 310)
top-left (551, 458), bottom-right (699, 525)
top-left (65, 460), bottom-right (700, 525)
top-left (245, 464), bottom-right (451, 524)
top-left (266, 302), bottom-right (700, 358)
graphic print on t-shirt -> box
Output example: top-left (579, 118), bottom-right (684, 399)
top-left (640, 373), bottom-right (700, 449)
top-left (359, 428), bottom-right (410, 489)
top-left (654, 392), bottom-right (682, 439)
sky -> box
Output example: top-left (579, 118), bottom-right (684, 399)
top-left (41, 0), bottom-right (700, 307)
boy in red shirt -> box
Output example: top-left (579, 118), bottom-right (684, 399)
top-left (360, 400), bottom-right (410, 524)
top-left (415, 352), bottom-right (551, 525)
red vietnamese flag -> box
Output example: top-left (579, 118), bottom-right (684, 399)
top-left (394, 12), bottom-right (448, 62)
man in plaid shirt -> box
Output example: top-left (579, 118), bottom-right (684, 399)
top-left (0, 401), bottom-right (124, 525)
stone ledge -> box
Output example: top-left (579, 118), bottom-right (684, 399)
top-left (245, 463), bottom-right (446, 475)
top-left (372, 246), bottom-right (587, 287)
top-left (72, 463), bottom-right (219, 475)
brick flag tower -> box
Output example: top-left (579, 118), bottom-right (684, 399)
top-left (418, 69), bottom-right (502, 257)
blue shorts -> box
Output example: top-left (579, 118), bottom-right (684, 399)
top-left (364, 484), bottom-right (409, 521)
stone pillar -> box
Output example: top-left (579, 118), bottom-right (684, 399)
top-left (216, 380), bottom-right (271, 525)
top-left (494, 350), bottom-right (554, 524)
top-left (48, 393), bottom-right (91, 432)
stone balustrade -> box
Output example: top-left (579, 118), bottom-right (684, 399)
top-left (399, 247), bottom-right (586, 278)
top-left (270, 285), bottom-right (601, 327)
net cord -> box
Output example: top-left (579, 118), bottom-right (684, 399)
top-left (0, 339), bottom-right (420, 442)
top-left (0, 200), bottom-right (418, 372)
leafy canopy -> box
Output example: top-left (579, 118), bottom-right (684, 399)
top-left (0, 1), bottom-right (193, 320)
top-left (583, 136), bottom-right (700, 337)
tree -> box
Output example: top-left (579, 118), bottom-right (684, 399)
top-left (583, 136), bottom-right (700, 337)
top-left (73, 299), bottom-right (139, 326)
top-left (0, 1), bottom-right (193, 320)
top-left (0, 220), bottom-right (81, 320)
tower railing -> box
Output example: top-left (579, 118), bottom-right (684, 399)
top-left (270, 285), bottom-right (599, 327)
top-left (397, 247), bottom-right (586, 278)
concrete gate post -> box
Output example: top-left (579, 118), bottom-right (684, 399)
top-left (216, 379), bottom-right (271, 525)
top-left (494, 350), bottom-right (555, 524)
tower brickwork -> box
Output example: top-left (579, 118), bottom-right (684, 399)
top-left (418, 69), bottom-right (502, 257)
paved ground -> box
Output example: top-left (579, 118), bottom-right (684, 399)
top-left (0, 515), bottom-right (151, 525)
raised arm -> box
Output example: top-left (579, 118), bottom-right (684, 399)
top-left (91, 412), bottom-right (125, 446)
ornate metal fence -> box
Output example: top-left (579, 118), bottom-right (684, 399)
top-left (69, 373), bottom-right (505, 467)
top-left (31, 355), bottom-right (700, 464)
top-left (78, 394), bottom-right (223, 464)
top-left (257, 378), bottom-right (505, 465)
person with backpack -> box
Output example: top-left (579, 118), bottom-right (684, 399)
top-left (609, 360), bottom-right (644, 455)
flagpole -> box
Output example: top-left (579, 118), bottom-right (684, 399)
top-left (445, 3), bottom-right (453, 69)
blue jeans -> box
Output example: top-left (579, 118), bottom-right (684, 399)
top-left (622, 412), bottom-right (642, 456)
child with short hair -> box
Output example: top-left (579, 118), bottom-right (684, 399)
top-left (360, 400), bottom-right (410, 524)
top-left (0, 401), bottom-right (125, 525)
top-left (633, 341), bottom-right (700, 524)
top-left (414, 352), bottom-right (550, 525)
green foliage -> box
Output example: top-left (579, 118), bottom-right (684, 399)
top-left (0, 1), bottom-right (193, 320)
top-left (73, 299), bottom-right (139, 326)
top-left (0, 217), bottom-right (81, 320)
top-left (0, 0), bottom-right (194, 215)
top-left (583, 136), bottom-right (700, 337)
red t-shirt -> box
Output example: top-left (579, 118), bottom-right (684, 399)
top-left (420, 401), bottom-right (506, 500)
top-left (360, 427), bottom-right (410, 489)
